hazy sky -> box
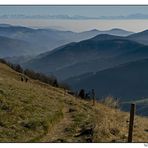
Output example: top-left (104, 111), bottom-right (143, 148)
top-left (0, 6), bottom-right (148, 17)
top-left (0, 19), bottom-right (148, 33)
top-left (0, 6), bottom-right (148, 32)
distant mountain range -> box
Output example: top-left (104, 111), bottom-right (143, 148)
top-left (24, 34), bottom-right (148, 80)
top-left (1, 13), bottom-right (148, 19)
top-left (65, 58), bottom-right (148, 99)
top-left (2, 24), bottom-right (148, 101)
top-left (23, 31), bottom-right (148, 80)
top-left (21, 28), bottom-right (148, 103)
top-left (0, 24), bottom-right (133, 58)
top-left (0, 36), bottom-right (37, 57)
top-left (127, 30), bottom-right (148, 45)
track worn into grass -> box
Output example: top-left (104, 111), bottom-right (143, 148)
top-left (40, 106), bottom-right (73, 142)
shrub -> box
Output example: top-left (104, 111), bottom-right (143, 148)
top-left (78, 89), bottom-right (85, 99)
top-left (101, 96), bottom-right (119, 109)
top-left (0, 58), bottom-right (71, 91)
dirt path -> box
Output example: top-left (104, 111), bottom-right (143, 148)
top-left (40, 106), bottom-right (73, 142)
top-left (39, 99), bottom-right (95, 143)
top-left (0, 77), bottom-right (3, 81)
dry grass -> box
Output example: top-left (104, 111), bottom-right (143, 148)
top-left (0, 62), bottom-right (148, 142)
top-left (100, 96), bottom-right (119, 109)
top-left (0, 63), bottom-right (64, 142)
top-left (93, 103), bottom-right (148, 142)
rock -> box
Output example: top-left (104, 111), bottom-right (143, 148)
top-left (68, 108), bottom-right (77, 112)
top-left (85, 138), bottom-right (93, 142)
top-left (75, 128), bottom-right (93, 137)
top-left (110, 128), bottom-right (120, 136)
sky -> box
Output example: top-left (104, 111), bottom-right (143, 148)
top-left (0, 6), bottom-right (148, 32)
top-left (0, 6), bottom-right (148, 17)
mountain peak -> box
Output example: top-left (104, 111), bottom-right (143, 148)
top-left (139, 29), bottom-right (148, 34)
top-left (89, 29), bottom-right (100, 32)
top-left (128, 29), bottom-right (148, 39)
top-left (109, 28), bottom-right (126, 31)
top-left (91, 34), bottom-right (123, 41)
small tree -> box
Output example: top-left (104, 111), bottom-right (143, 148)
top-left (78, 89), bottom-right (85, 99)
top-left (14, 64), bottom-right (23, 73)
top-left (53, 79), bottom-right (58, 87)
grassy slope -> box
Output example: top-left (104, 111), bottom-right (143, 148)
top-left (0, 62), bottom-right (148, 142)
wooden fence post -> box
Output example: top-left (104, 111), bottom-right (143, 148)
top-left (128, 103), bottom-right (136, 142)
top-left (64, 88), bottom-right (66, 96)
top-left (92, 89), bottom-right (95, 106)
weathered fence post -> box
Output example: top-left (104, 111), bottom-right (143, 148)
top-left (64, 88), bottom-right (66, 96)
top-left (75, 91), bottom-right (78, 99)
top-left (92, 89), bottom-right (95, 106)
top-left (128, 103), bottom-right (136, 142)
